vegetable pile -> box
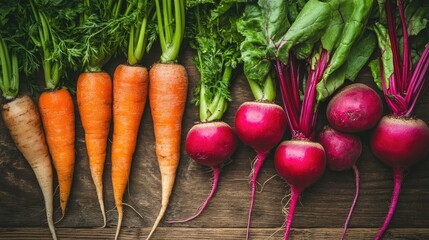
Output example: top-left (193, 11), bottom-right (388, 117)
top-left (0, 0), bottom-right (428, 239)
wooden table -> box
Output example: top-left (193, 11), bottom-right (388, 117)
top-left (0, 46), bottom-right (428, 239)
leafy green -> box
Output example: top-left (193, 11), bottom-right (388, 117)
top-left (316, 0), bottom-right (375, 102)
top-left (372, 22), bottom-right (394, 90)
top-left (189, 1), bottom-right (244, 121)
top-left (237, 0), bottom-right (309, 101)
top-left (0, 1), bottom-right (39, 99)
top-left (345, 31), bottom-right (377, 80)
top-left (278, 0), bottom-right (331, 62)
top-left (28, 0), bottom-right (82, 89)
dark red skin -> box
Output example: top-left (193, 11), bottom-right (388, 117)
top-left (234, 101), bottom-right (287, 153)
top-left (370, 115), bottom-right (429, 169)
top-left (274, 140), bottom-right (326, 190)
top-left (185, 121), bottom-right (237, 167)
top-left (327, 83), bottom-right (383, 133)
top-left (318, 125), bottom-right (362, 171)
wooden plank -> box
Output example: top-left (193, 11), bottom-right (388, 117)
top-left (1, 227), bottom-right (429, 240)
top-left (0, 45), bottom-right (428, 238)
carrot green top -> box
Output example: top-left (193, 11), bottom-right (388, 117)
top-left (78, 0), bottom-right (128, 72)
top-left (28, 0), bottom-right (81, 90)
top-left (123, 0), bottom-right (157, 65)
top-left (187, 0), bottom-right (244, 122)
top-left (0, 2), bottom-right (39, 100)
top-left (155, 0), bottom-right (185, 64)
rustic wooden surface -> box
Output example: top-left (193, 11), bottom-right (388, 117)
top-left (0, 45), bottom-right (429, 239)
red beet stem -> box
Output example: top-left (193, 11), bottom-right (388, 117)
top-left (166, 166), bottom-right (220, 224)
top-left (340, 164), bottom-right (360, 240)
top-left (246, 151), bottom-right (268, 240)
top-left (375, 169), bottom-right (404, 240)
top-left (284, 187), bottom-right (302, 240)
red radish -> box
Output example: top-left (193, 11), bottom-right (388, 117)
top-left (319, 125), bottom-right (362, 171)
top-left (234, 101), bottom-right (287, 236)
top-left (326, 83), bottom-right (383, 133)
top-left (168, 122), bottom-right (236, 223)
top-left (368, 0), bottom-right (429, 238)
top-left (371, 116), bottom-right (429, 169)
top-left (236, 1), bottom-right (373, 238)
top-left (274, 140), bottom-right (326, 238)
top-left (371, 116), bottom-right (429, 239)
top-left (318, 125), bottom-right (362, 240)
top-left (185, 122), bottom-right (237, 168)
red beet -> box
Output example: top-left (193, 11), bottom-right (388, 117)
top-left (169, 121), bottom-right (236, 223)
top-left (274, 140), bottom-right (326, 239)
top-left (327, 83), bottom-right (383, 133)
top-left (318, 125), bottom-right (362, 240)
top-left (371, 116), bottom-right (429, 239)
top-left (234, 101), bottom-right (287, 239)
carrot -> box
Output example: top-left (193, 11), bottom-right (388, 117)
top-left (2, 95), bottom-right (57, 240)
top-left (147, 63), bottom-right (188, 238)
top-left (146, 1), bottom-right (187, 238)
top-left (108, 2), bottom-right (157, 238)
top-left (112, 64), bottom-right (148, 240)
top-left (27, 0), bottom-right (81, 220)
top-left (38, 88), bottom-right (75, 217)
top-left (76, 72), bottom-right (112, 227)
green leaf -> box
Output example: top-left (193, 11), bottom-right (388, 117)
top-left (237, 4), bottom-right (270, 84)
top-left (369, 58), bottom-right (382, 90)
top-left (277, 0), bottom-right (332, 64)
top-left (405, 0), bottom-right (429, 36)
top-left (189, 1), bottom-right (244, 121)
top-left (322, 0), bottom-right (374, 79)
top-left (344, 31), bottom-right (377, 81)
top-left (373, 22), bottom-right (394, 89)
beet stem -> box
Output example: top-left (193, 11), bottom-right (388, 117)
top-left (375, 169), bottom-right (404, 240)
top-left (246, 151), bottom-right (267, 240)
top-left (284, 187), bottom-right (302, 240)
top-left (340, 164), bottom-right (360, 240)
top-left (166, 166), bottom-right (220, 224)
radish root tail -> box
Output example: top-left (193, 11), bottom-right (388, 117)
top-left (167, 166), bottom-right (220, 223)
top-left (374, 169), bottom-right (403, 240)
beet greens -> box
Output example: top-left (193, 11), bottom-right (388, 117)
top-left (368, 1), bottom-right (429, 239)
top-left (270, 0), bottom-right (375, 239)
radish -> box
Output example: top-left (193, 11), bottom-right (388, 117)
top-left (326, 83), bottom-right (383, 133)
top-left (370, 0), bottom-right (429, 239)
top-left (168, 122), bottom-right (236, 223)
top-left (274, 140), bottom-right (326, 237)
top-left (251, 0), bottom-right (374, 238)
top-left (368, 0), bottom-right (429, 238)
top-left (237, 1), bottom-right (374, 238)
top-left (318, 125), bottom-right (362, 240)
top-left (167, 1), bottom-right (241, 224)
top-left (235, 101), bottom-right (287, 236)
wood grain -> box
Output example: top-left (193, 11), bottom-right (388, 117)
top-left (1, 227), bottom-right (429, 240)
top-left (0, 45), bottom-right (428, 239)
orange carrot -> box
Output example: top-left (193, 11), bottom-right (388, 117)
top-left (38, 88), bottom-right (75, 218)
top-left (77, 72), bottom-right (112, 227)
top-left (2, 95), bottom-right (57, 240)
top-left (147, 63), bottom-right (188, 238)
top-left (112, 64), bottom-right (148, 239)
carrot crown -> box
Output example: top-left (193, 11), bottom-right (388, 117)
top-left (155, 0), bottom-right (185, 63)
top-left (0, 3), bottom-right (39, 100)
top-left (187, 2), bottom-right (244, 122)
top-left (77, 0), bottom-right (131, 72)
top-left (124, 0), bottom-right (157, 65)
top-left (28, 0), bottom-right (81, 89)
